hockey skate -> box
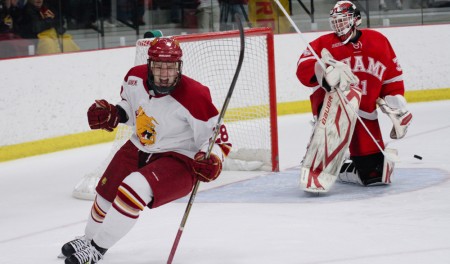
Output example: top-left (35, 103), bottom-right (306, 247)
top-left (60, 236), bottom-right (90, 258)
top-left (65, 240), bottom-right (107, 264)
top-left (337, 159), bottom-right (363, 185)
top-left (337, 149), bottom-right (397, 186)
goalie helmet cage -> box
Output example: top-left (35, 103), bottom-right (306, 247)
top-left (72, 27), bottom-right (278, 200)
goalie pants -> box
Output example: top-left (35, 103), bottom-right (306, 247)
top-left (349, 118), bottom-right (385, 156)
top-left (96, 140), bottom-right (196, 208)
top-left (347, 118), bottom-right (386, 185)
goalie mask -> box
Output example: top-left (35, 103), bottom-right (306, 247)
top-left (147, 37), bottom-right (183, 95)
top-left (329, 1), bottom-right (361, 44)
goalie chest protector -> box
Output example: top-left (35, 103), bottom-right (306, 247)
top-left (300, 86), bottom-right (362, 193)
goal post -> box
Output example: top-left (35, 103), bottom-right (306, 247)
top-left (72, 28), bottom-right (278, 200)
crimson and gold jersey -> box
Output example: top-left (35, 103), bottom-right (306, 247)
top-left (116, 64), bottom-right (231, 160)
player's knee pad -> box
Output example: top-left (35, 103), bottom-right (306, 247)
top-left (114, 172), bottom-right (153, 218)
top-left (121, 172), bottom-right (154, 204)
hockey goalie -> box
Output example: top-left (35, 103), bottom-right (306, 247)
top-left (296, 1), bottom-right (413, 193)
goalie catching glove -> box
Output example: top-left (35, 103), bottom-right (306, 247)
top-left (87, 99), bottom-right (119, 132)
top-left (315, 48), bottom-right (359, 92)
top-left (377, 95), bottom-right (413, 139)
top-left (192, 152), bottom-right (222, 182)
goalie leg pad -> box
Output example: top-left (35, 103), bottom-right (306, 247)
top-left (381, 148), bottom-right (397, 184)
top-left (300, 86), bottom-right (362, 192)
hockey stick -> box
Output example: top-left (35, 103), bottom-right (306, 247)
top-left (273, 0), bottom-right (398, 162)
top-left (166, 14), bottom-right (245, 264)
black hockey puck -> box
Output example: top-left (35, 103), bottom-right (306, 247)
top-left (414, 155), bottom-right (422, 160)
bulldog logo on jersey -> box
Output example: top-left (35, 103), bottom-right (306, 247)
top-left (136, 106), bottom-right (159, 146)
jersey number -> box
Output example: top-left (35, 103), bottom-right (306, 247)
top-left (215, 124), bottom-right (229, 143)
top-left (360, 80), bottom-right (368, 95)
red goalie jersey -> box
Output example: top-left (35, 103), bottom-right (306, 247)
top-left (296, 29), bottom-right (405, 156)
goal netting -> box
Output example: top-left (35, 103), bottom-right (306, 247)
top-left (73, 28), bottom-right (278, 200)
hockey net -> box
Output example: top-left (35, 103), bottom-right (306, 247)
top-left (73, 28), bottom-right (278, 200)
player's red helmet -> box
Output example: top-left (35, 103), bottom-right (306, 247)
top-left (329, 1), bottom-right (361, 44)
top-left (148, 37), bottom-right (182, 62)
top-left (147, 37), bottom-right (183, 94)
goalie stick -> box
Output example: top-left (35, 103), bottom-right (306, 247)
top-left (166, 14), bottom-right (246, 264)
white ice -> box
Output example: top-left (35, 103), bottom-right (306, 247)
top-left (1, 100), bottom-right (449, 264)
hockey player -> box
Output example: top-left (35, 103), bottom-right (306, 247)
top-left (296, 1), bottom-right (412, 189)
top-left (60, 37), bottom-right (231, 264)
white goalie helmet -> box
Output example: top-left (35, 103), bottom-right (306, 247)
top-left (329, 1), bottom-right (362, 44)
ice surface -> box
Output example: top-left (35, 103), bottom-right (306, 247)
top-left (0, 100), bottom-right (449, 264)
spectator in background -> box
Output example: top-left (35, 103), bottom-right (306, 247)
top-left (379, 0), bottom-right (402, 10)
top-left (17, 0), bottom-right (79, 54)
top-left (197, 0), bottom-right (219, 32)
top-left (0, 0), bottom-right (35, 58)
top-left (1, 0), bottom-right (14, 33)
top-left (1, 0), bottom-right (23, 34)
top-left (380, 0), bottom-right (403, 11)
top-left (117, 0), bottom-right (145, 26)
top-left (92, 0), bottom-right (118, 28)
top-left (63, 0), bottom-right (96, 29)
top-left (18, 0), bottom-right (65, 39)
top-left (170, 0), bottom-right (181, 23)
top-left (410, 0), bottom-right (433, 8)
top-left (219, 0), bottom-right (248, 30)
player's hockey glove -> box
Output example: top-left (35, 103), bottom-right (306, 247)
top-left (315, 48), bottom-right (359, 92)
top-left (87, 99), bottom-right (119, 132)
top-left (377, 96), bottom-right (413, 139)
top-left (193, 152), bottom-right (222, 182)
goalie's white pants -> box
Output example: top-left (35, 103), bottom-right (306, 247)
top-left (338, 149), bottom-right (397, 186)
